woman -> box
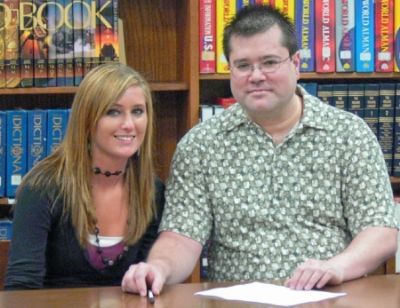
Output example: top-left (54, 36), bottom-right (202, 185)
top-left (5, 63), bottom-right (164, 289)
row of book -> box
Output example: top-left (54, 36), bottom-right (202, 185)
top-left (0, 0), bottom-right (119, 88)
top-left (0, 109), bottom-right (70, 198)
top-left (199, 0), bottom-right (400, 74)
top-left (200, 82), bottom-right (400, 177)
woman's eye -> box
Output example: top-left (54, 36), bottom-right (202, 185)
top-left (106, 109), bottom-right (120, 116)
top-left (133, 108), bottom-right (145, 115)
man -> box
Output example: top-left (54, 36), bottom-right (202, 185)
top-left (122, 5), bottom-right (398, 294)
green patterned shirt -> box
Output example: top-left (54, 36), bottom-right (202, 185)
top-left (160, 86), bottom-right (398, 281)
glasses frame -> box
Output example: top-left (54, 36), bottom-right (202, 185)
top-left (230, 56), bottom-right (292, 77)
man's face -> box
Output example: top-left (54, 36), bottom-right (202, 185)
top-left (229, 25), bottom-right (300, 122)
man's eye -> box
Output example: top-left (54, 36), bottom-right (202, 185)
top-left (236, 63), bottom-right (251, 71)
top-left (262, 60), bottom-right (279, 67)
top-left (106, 109), bottom-right (120, 116)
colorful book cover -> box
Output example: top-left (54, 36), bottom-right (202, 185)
top-left (254, 0), bottom-right (274, 4)
top-left (335, 0), bottom-right (355, 72)
top-left (237, 0), bottom-right (252, 10)
top-left (331, 84), bottom-right (348, 110)
top-left (55, 0), bottom-right (66, 86)
top-left (73, 0), bottom-right (84, 86)
top-left (378, 83), bottom-right (396, 174)
top-left (46, 0), bottom-right (58, 86)
top-left (347, 83), bottom-right (365, 119)
top-left (93, 0), bottom-right (103, 68)
top-left (33, 0), bottom-right (48, 87)
top-left (82, 0), bottom-right (96, 77)
top-left (295, 0), bottom-right (315, 72)
top-left (317, 84), bottom-right (333, 106)
top-left (64, 0), bottom-right (75, 86)
top-left (99, 0), bottom-right (116, 64)
top-left (46, 109), bottom-right (68, 155)
top-left (275, 0), bottom-right (294, 21)
top-left (375, 0), bottom-right (394, 72)
top-left (315, 0), bottom-right (335, 73)
top-left (364, 83), bottom-right (380, 136)
top-left (199, 0), bottom-right (216, 74)
top-left (27, 110), bottom-right (47, 171)
top-left (0, 112), bottom-right (6, 196)
top-left (395, 0), bottom-right (400, 72)
top-left (4, 0), bottom-right (20, 88)
top-left (355, 0), bottom-right (374, 72)
top-left (19, 0), bottom-right (34, 87)
top-left (392, 83), bottom-right (400, 176)
top-left (0, 2), bottom-right (6, 88)
top-left (6, 110), bottom-right (27, 198)
top-left (216, 0), bottom-right (235, 73)
top-left (112, 0), bottom-right (119, 63)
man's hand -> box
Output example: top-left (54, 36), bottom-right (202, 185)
top-left (121, 262), bottom-right (166, 296)
top-left (284, 259), bottom-right (344, 290)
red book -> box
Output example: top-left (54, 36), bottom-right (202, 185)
top-left (315, 0), bottom-right (335, 72)
top-left (199, 0), bottom-right (216, 74)
top-left (216, 97), bottom-right (236, 109)
top-left (375, 0), bottom-right (394, 72)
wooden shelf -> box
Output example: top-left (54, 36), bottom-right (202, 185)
top-left (200, 72), bottom-right (400, 81)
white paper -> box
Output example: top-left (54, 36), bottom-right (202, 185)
top-left (195, 282), bottom-right (346, 306)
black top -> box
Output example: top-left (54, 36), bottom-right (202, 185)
top-left (5, 178), bottom-right (165, 290)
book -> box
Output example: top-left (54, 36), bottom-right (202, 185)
top-left (295, 0), bottom-right (315, 72)
top-left (274, 0), bottom-right (294, 21)
top-left (46, 0), bottom-right (58, 86)
top-left (6, 110), bottom-right (27, 198)
top-left (55, 0), bottom-right (66, 86)
top-left (0, 112), bottom-right (6, 196)
top-left (299, 82), bottom-right (318, 97)
top-left (392, 83), bottom-right (400, 176)
top-left (216, 0), bottom-right (235, 73)
top-left (46, 109), bottom-right (69, 155)
top-left (4, 0), bottom-right (20, 88)
top-left (200, 105), bottom-right (214, 122)
top-left (98, 0), bottom-right (116, 64)
top-left (82, 0), bottom-right (96, 76)
top-left (315, 0), bottom-right (335, 73)
top-left (378, 83), bottom-right (396, 174)
top-left (199, 0), bottom-right (216, 74)
top-left (355, 0), bottom-right (375, 72)
top-left (237, 0), bottom-right (253, 10)
top-left (19, 0), bottom-right (34, 87)
top-left (216, 97), bottom-right (236, 109)
top-left (335, 0), bottom-right (355, 72)
top-left (27, 110), bottom-right (47, 171)
top-left (0, 2), bottom-right (6, 88)
top-left (364, 83), bottom-right (380, 136)
top-left (375, 0), bottom-right (394, 72)
top-left (73, 0), bottom-right (84, 86)
top-left (347, 83), bottom-right (365, 119)
top-left (331, 84), bottom-right (348, 110)
top-left (395, 0), bottom-right (400, 72)
top-left (64, 0), bottom-right (75, 86)
top-left (317, 84), bottom-right (333, 106)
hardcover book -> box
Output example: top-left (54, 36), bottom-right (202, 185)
top-left (73, 0), bottom-right (84, 86)
top-left (335, 0), bottom-right (355, 72)
top-left (364, 83), bottom-right (380, 136)
top-left (216, 0), bottom-right (235, 73)
top-left (355, 0), bottom-right (374, 72)
top-left (55, 0), bottom-right (66, 86)
top-left (199, 0), bottom-right (216, 74)
top-left (27, 110), bottom-right (47, 170)
top-left (98, 0), bottom-right (117, 64)
top-left (331, 84), bottom-right (348, 110)
top-left (315, 0), bottom-right (335, 72)
top-left (82, 0), bottom-right (96, 76)
top-left (0, 112), bottom-right (6, 196)
top-left (0, 3), bottom-right (6, 88)
top-left (4, 0), bottom-right (20, 88)
top-left (295, 0), bottom-right (315, 72)
top-left (393, 83), bottom-right (400, 176)
top-left (32, 0), bottom-right (48, 87)
top-left (19, 0), bottom-right (34, 87)
top-left (317, 84), bottom-right (333, 106)
top-left (46, 109), bottom-right (69, 155)
top-left (375, 0), bottom-right (394, 72)
top-left (395, 0), bottom-right (400, 72)
top-left (6, 110), bottom-right (27, 198)
top-left (347, 83), bottom-right (365, 119)
top-left (47, 0), bottom-right (58, 86)
top-left (274, 0), bottom-right (294, 21)
top-left (64, 0), bottom-right (75, 86)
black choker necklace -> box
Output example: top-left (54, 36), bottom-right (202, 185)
top-left (94, 227), bottom-right (128, 267)
top-left (93, 167), bottom-right (123, 177)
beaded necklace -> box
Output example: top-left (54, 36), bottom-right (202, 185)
top-left (94, 227), bottom-right (129, 267)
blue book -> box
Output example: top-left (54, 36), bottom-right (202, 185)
top-left (364, 83), bottom-right (380, 137)
top-left (299, 82), bottom-right (318, 96)
top-left (0, 112), bottom-right (6, 197)
top-left (27, 110), bottom-right (47, 171)
top-left (332, 84), bottom-right (348, 110)
top-left (295, 0), bottom-right (315, 72)
top-left (336, 0), bottom-right (355, 72)
top-left (393, 83), bottom-right (400, 176)
top-left (317, 84), bottom-right (333, 106)
top-left (6, 110), bottom-right (28, 198)
top-left (355, 0), bottom-right (374, 72)
top-left (378, 83), bottom-right (396, 175)
top-left (347, 84), bottom-right (365, 119)
top-left (236, 0), bottom-right (254, 10)
top-left (46, 109), bottom-right (69, 155)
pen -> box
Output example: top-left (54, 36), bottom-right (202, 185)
top-left (147, 289), bottom-right (155, 304)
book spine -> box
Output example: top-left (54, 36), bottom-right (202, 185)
top-left (254, 0), bottom-right (274, 4)
top-left (236, 0), bottom-right (251, 10)
top-left (275, 0), bottom-right (294, 21)
top-left (64, 0), bottom-right (74, 86)
top-left (355, 0), bottom-right (374, 72)
top-left (395, 0), bottom-right (400, 72)
top-left (46, 109), bottom-right (68, 155)
top-left (0, 1), bottom-right (6, 88)
top-left (73, 0), bottom-right (84, 86)
top-left (5, 0), bottom-right (21, 88)
top-left (364, 83), bottom-right (380, 136)
top-left (347, 83), bottom-right (365, 118)
top-left (331, 83), bottom-right (348, 110)
top-left (55, 0), bottom-right (66, 86)
top-left (317, 84), bottom-right (333, 106)
top-left (112, 0), bottom-right (118, 63)
top-left (6, 110), bottom-right (27, 198)
top-left (98, 0), bottom-right (114, 64)
top-left (378, 83), bottom-right (396, 174)
top-left (199, 0), bottom-right (216, 74)
top-left (33, 0), bottom-right (49, 87)
top-left (82, 0), bottom-right (94, 76)
top-left (93, 0), bottom-right (102, 69)
top-left (393, 83), bottom-right (400, 176)
top-left (295, 0), bottom-right (315, 72)
top-left (27, 109), bottom-right (47, 171)
top-left (19, 0), bottom-right (34, 87)
top-left (46, 0), bottom-right (57, 86)
top-left (299, 82), bottom-right (318, 96)
top-left (335, 0), bottom-right (355, 72)
top-left (216, 0), bottom-right (235, 73)
top-left (0, 112), bottom-right (6, 196)
top-left (315, 0), bottom-right (335, 73)
top-left (375, 0), bottom-right (394, 72)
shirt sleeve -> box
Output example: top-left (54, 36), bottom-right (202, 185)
top-left (342, 119), bottom-right (399, 236)
top-left (159, 133), bottom-right (213, 245)
top-left (5, 184), bottom-right (53, 290)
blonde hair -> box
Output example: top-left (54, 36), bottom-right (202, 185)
top-left (17, 63), bottom-right (155, 246)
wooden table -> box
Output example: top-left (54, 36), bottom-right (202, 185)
top-left (0, 275), bottom-right (399, 307)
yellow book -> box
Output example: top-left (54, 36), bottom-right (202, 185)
top-left (395, 0), bottom-right (400, 72)
top-left (274, 0), bottom-right (295, 21)
top-left (216, 0), bottom-right (236, 73)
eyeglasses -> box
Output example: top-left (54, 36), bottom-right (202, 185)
top-left (230, 56), bottom-right (291, 77)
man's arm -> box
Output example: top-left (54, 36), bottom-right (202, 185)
top-left (285, 226), bottom-right (398, 290)
top-left (121, 231), bottom-right (202, 296)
